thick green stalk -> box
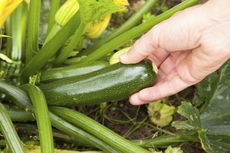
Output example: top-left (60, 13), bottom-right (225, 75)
top-left (0, 81), bottom-right (118, 153)
top-left (8, 109), bottom-right (35, 122)
top-left (7, 110), bottom-right (199, 149)
top-left (47, 0), bottom-right (61, 33)
top-left (50, 107), bottom-right (151, 153)
top-left (81, 0), bottom-right (159, 56)
top-left (78, 0), bottom-right (199, 64)
top-left (44, 24), bottom-right (62, 45)
top-left (54, 22), bottom-right (86, 65)
top-left (0, 81), bottom-right (32, 110)
top-left (7, 110), bottom-right (119, 152)
top-left (23, 84), bottom-right (54, 153)
top-left (25, 146), bottom-right (102, 153)
top-left (49, 112), bottom-right (119, 153)
top-left (6, 2), bottom-right (27, 61)
top-left (134, 135), bottom-right (198, 148)
top-left (3, 3), bottom-right (27, 78)
top-left (0, 103), bottom-right (25, 153)
top-left (21, 13), bottom-right (81, 81)
top-left (10, 109), bottom-right (119, 153)
top-left (25, 0), bottom-right (41, 63)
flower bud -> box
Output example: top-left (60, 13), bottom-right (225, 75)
top-left (55, 0), bottom-right (79, 26)
top-left (109, 47), bottom-right (130, 65)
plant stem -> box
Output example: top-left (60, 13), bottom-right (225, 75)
top-left (50, 107), bottom-right (151, 153)
top-left (47, 0), bottom-right (61, 34)
top-left (49, 112), bottom-right (119, 153)
top-left (8, 109), bottom-right (119, 152)
top-left (78, 0), bottom-right (199, 65)
top-left (25, 0), bottom-right (41, 64)
top-left (6, 2), bottom-right (27, 61)
top-left (8, 109), bottom-right (35, 122)
top-left (0, 81), bottom-right (32, 110)
top-left (23, 84), bottom-right (54, 153)
top-left (0, 103), bottom-right (25, 153)
top-left (7, 109), bottom-right (199, 149)
top-left (80, 0), bottom-right (159, 56)
top-left (134, 134), bottom-right (198, 148)
top-left (0, 81), bottom-right (119, 153)
top-left (54, 22), bottom-right (86, 65)
top-left (21, 13), bottom-right (81, 81)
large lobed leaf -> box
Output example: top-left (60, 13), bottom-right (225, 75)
top-left (173, 60), bottom-right (230, 153)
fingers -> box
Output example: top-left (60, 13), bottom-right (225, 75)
top-left (129, 74), bottom-right (190, 105)
top-left (119, 31), bottom-right (159, 64)
top-left (121, 4), bottom-right (209, 65)
top-left (130, 31), bottom-right (230, 106)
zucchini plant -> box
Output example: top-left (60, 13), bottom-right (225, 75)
top-left (3, 0), bottom-right (230, 153)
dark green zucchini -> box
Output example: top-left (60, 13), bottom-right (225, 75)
top-left (41, 61), bottom-right (108, 82)
top-left (40, 60), bottom-right (156, 106)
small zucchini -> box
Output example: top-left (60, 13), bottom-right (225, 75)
top-left (40, 60), bottom-right (156, 106)
top-left (41, 61), bottom-right (108, 82)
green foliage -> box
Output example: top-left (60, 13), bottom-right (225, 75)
top-left (173, 61), bottom-right (230, 153)
top-left (78, 0), bottom-right (119, 24)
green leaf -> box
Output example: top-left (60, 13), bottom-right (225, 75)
top-left (199, 61), bottom-right (230, 153)
top-left (192, 72), bottom-right (219, 107)
top-left (172, 102), bottom-right (200, 131)
top-left (78, 0), bottom-right (119, 24)
top-left (174, 60), bottom-right (230, 153)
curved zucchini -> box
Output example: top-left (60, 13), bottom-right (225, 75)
top-left (40, 60), bottom-right (156, 106)
top-left (41, 61), bottom-right (108, 82)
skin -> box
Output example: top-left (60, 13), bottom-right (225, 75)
top-left (120, 0), bottom-right (230, 105)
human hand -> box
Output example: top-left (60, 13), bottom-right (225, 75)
top-left (120, 0), bottom-right (230, 105)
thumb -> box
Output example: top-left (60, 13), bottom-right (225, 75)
top-left (120, 4), bottom-right (209, 65)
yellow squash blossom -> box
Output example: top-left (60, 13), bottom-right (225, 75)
top-left (0, 0), bottom-right (22, 27)
top-left (85, 0), bottom-right (129, 39)
top-left (85, 15), bottom-right (111, 39)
